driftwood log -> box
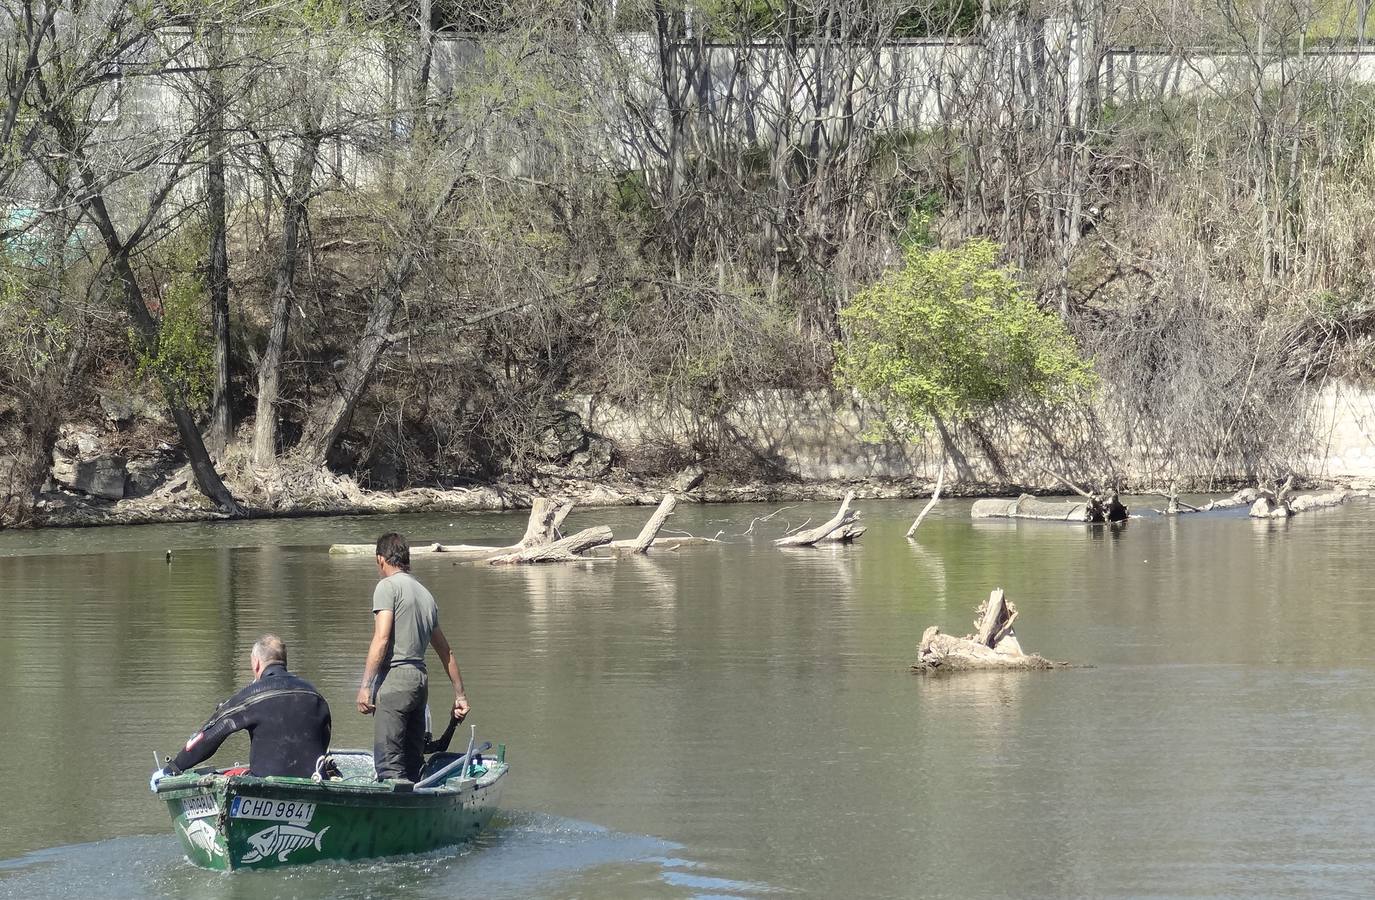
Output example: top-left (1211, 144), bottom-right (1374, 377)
top-left (1251, 487), bottom-right (1370, 518)
top-left (328, 498), bottom-right (574, 558)
top-left (971, 494), bottom-right (1126, 523)
top-left (628, 494), bottom-right (677, 552)
top-left (775, 492), bottom-right (863, 546)
top-left (1154, 487), bottom-right (1257, 515)
top-left (913, 588), bottom-right (1062, 672)
top-left (486, 526), bottom-right (614, 564)
top-left (599, 494), bottom-right (723, 553)
top-left (517, 498), bottom-right (574, 547)
top-left (328, 494), bottom-right (713, 562)
top-left (818, 522), bottom-right (867, 543)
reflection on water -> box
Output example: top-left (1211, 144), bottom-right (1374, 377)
top-left (2, 498), bottom-right (1375, 897)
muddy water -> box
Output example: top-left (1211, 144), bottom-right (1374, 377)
top-left (2, 498), bottom-right (1374, 898)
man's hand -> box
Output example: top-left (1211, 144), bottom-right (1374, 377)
top-left (453, 694), bottom-right (470, 722)
top-left (356, 685), bottom-right (375, 715)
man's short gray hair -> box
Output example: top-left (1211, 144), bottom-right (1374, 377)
top-left (252, 634), bottom-right (287, 668)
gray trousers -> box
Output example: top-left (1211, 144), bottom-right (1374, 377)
top-left (373, 664), bottom-right (428, 781)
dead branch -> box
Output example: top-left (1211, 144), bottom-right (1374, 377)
top-left (629, 493), bottom-right (678, 552)
top-left (775, 492), bottom-right (862, 547)
top-left (487, 525), bottom-right (613, 564)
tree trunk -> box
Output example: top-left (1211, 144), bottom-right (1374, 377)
top-left (906, 451), bottom-right (946, 538)
top-left (205, 17), bottom-right (232, 456)
top-left (80, 188), bottom-right (245, 516)
top-left (486, 525), bottom-right (613, 564)
top-left (296, 266), bottom-right (409, 466)
top-left (0, 401), bottom-right (59, 528)
top-left (973, 588), bottom-right (1011, 647)
top-left (295, 9), bottom-right (435, 468)
top-left (775, 491), bottom-right (860, 546)
top-left (817, 522), bottom-right (866, 542)
top-left (252, 127), bottom-right (324, 467)
top-left (518, 498), bottom-right (574, 548)
top-left (630, 493), bottom-right (678, 552)
top-left (971, 495), bottom-right (1098, 521)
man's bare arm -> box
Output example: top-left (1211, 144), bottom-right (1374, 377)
top-left (430, 623), bottom-right (469, 721)
top-left (356, 609), bottom-right (393, 715)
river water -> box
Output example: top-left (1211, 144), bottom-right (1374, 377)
top-left (1, 497), bottom-right (1374, 898)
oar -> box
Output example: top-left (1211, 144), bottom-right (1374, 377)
top-left (462, 723), bottom-right (476, 777)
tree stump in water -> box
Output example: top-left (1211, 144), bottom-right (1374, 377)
top-left (913, 589), bottom-right (1063, 672)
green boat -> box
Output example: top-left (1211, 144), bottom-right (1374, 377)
top-left (153, 744), bottom-right (509, 870)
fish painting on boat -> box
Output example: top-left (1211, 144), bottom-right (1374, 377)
top-left (182, 819), bottom-right (224, 859)
top-left (241, 823), bottom-right (330, 863)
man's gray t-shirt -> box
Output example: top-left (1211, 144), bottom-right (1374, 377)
top-left (372, 572), bottom-right (439, 671)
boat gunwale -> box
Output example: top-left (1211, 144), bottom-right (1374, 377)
top-left (155, 761), bottom-right (509, 805)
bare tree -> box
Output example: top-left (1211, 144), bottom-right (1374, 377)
top-left (31, 0), bottom-right (246, 514)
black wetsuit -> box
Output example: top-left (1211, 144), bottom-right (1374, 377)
top-left (171, 664), bottom-right (332, 778)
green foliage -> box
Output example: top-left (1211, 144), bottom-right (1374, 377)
top-left (692, 0), bottom-right (993, 39)
top-left (614, 170), bottom-right (653, 218)
top-left (836, 239), bottom-right (1095, 440)
top-left (134, 228), bottom-right (214, 409)
top-left (895, 0), bottom-right (990, 37)
top-left (0, 252), bottom-right (68, 374)
top-left (896, 189), bottom-right (943, 251)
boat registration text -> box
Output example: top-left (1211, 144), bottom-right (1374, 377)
top-left (229, 797), bottom-right (316, 825)
top-left (181, 796), bottom-right (219, 820)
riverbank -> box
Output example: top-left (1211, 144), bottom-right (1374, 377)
top-left (28, 468), bottom-right (936, 530)
top-left (16, 376), bottom-right (1375, 531)
top-left (28, 461), bottom-right (1375, 530)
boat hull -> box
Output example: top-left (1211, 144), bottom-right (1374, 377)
top-left (158, 758), bottom-right (507, 870)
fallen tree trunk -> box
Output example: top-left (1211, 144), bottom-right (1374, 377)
top-left (330, 541), bottom-right (496, 557)
top-left (775, 492), bottom-right (861, 546)
top-left (629, 494), bottom-right (678, 553)
top-left (971, 493), bottom-right (1126, 522)
top-left (972, 495), bottom-right (1096, 521)
top-left (1252, 488), bottom-right (1370, 518)
top-left (486, 525), bottom-right (614, 564)
top-left (1154, 488), bottom-right (1256, 515)
top-left (913, 589), bottom-right (1063, 672)
top-left (329, 498), bottom-right (573, 556)
top-left (1289, 489), bottom-right (1369, 512)
top-left (818, 522), bottom-right (866, 543)
top-left (600, 534), bottom-right (723, 554)
top-left (1200, 488), bottom-right (1258, 511)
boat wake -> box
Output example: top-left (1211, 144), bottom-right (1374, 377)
top-left (0, 812), bottom-right (778, 899)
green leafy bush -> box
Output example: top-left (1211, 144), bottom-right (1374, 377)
top-left (133, 229), bottom-right (214, 409)
top-left (836, 239), bottom-right (1095, 438)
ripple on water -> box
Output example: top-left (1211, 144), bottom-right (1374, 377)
top-left (0, 812), bottom-right (779, 900)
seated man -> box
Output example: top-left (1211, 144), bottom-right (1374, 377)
top-left (166, 634), bottom-right (332, 778)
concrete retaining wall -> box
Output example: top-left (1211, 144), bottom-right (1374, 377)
top-left (579, 380), bottom-right (1375, 487)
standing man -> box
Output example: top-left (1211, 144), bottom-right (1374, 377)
top-left (356, 532), bottom-right (470, 782)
